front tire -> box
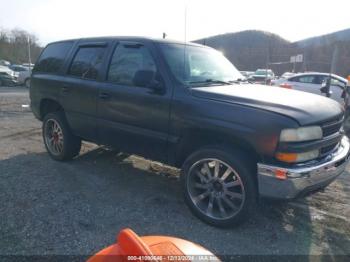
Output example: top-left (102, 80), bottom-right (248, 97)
top-left (43, 111), bottom-right (81, 161)
top-left (181, 146), bottom-right (257, 227)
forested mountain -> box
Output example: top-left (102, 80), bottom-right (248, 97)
top-left (0, 28), bottom-right (42, 65)
top-left (296, 28), bottom-right (350, 47)
top-left (194, 29), bottom-right (350, 77)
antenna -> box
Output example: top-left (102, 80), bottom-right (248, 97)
top-left (27, 35), bottom-right (32, 72)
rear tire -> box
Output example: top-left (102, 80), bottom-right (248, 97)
top-left (181, 146), bottom-right (257, 227)
top-left (42, 111), bottom-right (81, 161)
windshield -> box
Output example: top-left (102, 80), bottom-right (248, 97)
top-left (255, 70), bottom-right (272, 76)
top-left (159, 43), bottom-right (243, 85)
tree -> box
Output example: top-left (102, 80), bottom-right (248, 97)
top-left (0, 27), bottom-right (42, 65)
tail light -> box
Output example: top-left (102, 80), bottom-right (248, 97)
top-left (279, 83), bottom-right (293, 89)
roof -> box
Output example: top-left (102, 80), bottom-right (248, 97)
top-left (288, 72), bottom-right (347, 82)
top-left (47, 36), bottom-right (204, 48)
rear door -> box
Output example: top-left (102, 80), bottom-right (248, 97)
top-left (97, 40), bottom-right (172, 162)
top-left (288, 75), bottom-right (320, 95)
top-left (330, 77), bottom-right (346, 104)
top-left (313, 75), bottom-right (345, 104)
top-left (60, 41), bottom-right (110, 141)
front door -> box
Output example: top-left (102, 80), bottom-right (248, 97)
top-left (97, 41), bottom-right (171, 162)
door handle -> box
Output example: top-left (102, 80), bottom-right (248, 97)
top-left (61, 85), bottom-right (69, 93)
top-left (99, 92), bottom-right (110, 99)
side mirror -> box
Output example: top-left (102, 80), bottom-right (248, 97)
top-left (320, 78), bottom-right (331, 97)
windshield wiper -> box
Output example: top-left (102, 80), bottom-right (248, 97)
top-left (229, 78), bottom-right (253, 84)
top-left (189, 79), bottom-right (232, 85)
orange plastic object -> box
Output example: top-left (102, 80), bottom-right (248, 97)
top-left (88, 228), bottom-right (219, 262)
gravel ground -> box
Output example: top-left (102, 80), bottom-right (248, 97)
top-left (0, 87), bottom-right (349, 259)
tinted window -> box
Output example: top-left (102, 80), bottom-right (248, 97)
top-left (68, 47), bottom-right (106, 80)
top-left (34, 42), bottom-right (73, 73)
top-left (314, 75), bottom-right (327, 84)
top-left (107, 44), bottom-right (156, 86)
top-left (290, 75), bottom-right (315, 83)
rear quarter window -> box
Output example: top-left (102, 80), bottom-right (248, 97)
top-left (34, 41), bottom-right (73, 74)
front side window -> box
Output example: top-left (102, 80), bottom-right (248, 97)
top-left (314, 75), bottom-right (327, 85)
top-left (331, 77), bottom-right (346, 88)
top-left (290, 75), bottom-right (315, 84)
top-left (159, 43), bottom-right (243, 85)
top-left (68, 46), bottom-right (106, 80)
top-left (298, 76), bottom-right (315, 83)
top-left (107, 44), bottom-right (157, 86)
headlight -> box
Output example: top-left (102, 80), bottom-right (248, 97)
top-left (280, 126), bottom-right (322, 142)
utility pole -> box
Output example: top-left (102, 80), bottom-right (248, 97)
top-left (27, 35), bottom-right (32, 71)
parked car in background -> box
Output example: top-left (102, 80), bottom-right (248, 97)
top-left (271, 72), bottom-right (295, 86)
top-left (0, 59), bottom-right (11, 67)
top-left (239, 71), bottom-right (254, 79)
top-left (10, 64), bottom-right (28, 77)
top-left (249, 69), bottom-right (275, 84)
top-left (273, 72), bottom-right (347, 104)
top-left (10, 64), bottom-right (32, 87)
top-left (0, 66), bottom-right (17, 86)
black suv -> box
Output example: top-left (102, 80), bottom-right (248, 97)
top-left (30, 37), bottom-right (350, 227)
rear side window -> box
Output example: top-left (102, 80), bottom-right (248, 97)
top-left (289, 75), bottom-right (315, 83)
top-left (68, 47), bottom-right (106, 80)
top-left (107, 44), bottom-right (157, 86)
top-left (34, 42), bottom-right (73, 73)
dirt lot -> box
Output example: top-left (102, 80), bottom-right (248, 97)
top-left (0, 87), bottom-right (349, 259)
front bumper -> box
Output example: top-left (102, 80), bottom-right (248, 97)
top-left (257, 136), bottom-right (350, 199)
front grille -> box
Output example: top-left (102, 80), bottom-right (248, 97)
top-left (321, 115), bottom-right (343, 137)
top-left (320, 142), bottom-right (339, 157)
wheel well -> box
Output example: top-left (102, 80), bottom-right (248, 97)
top-left (39, 99), bottom-right (63, 119)
top-left (175, 129), bottom-right (260, 169)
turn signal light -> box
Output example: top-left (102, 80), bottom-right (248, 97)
top-left (279, 83), bottom-right (293, 89)
top-left (275, 152), bottom-right (297, 163)
top-left (275, 169), bottom-right (287, 180)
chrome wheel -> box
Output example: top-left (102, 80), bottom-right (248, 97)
top-left (44, 119), bottom-right (64, 156)
top-left (187, 158), bottom-right (245, 220)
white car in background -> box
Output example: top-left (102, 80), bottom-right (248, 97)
top-left (9, 64), bottom-right (32, 88)
top-left (273, 72), bottom-right (347, 104)
top-left (272, 72), bottom-right (295, 85)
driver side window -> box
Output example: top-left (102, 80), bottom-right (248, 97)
top-left (331, 78), bottom-right (346, 88)
top-left (107, 43), bottom-right (157, 87)
top-left (298, 76), bottom-right (315, 83)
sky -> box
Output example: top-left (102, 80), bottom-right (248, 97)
top-left (1, 0), bottom-right (350, 45)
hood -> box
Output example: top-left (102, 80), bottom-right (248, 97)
top-left (0, 66), bottom-right (14, 75)
top-left (190, 84), bottom-right (343, 125)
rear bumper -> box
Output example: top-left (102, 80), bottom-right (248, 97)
top-left (257, 136), bottom-right (350, 199)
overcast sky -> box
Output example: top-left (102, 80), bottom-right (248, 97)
top-left (1, 0), bottom-right (350, 45)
